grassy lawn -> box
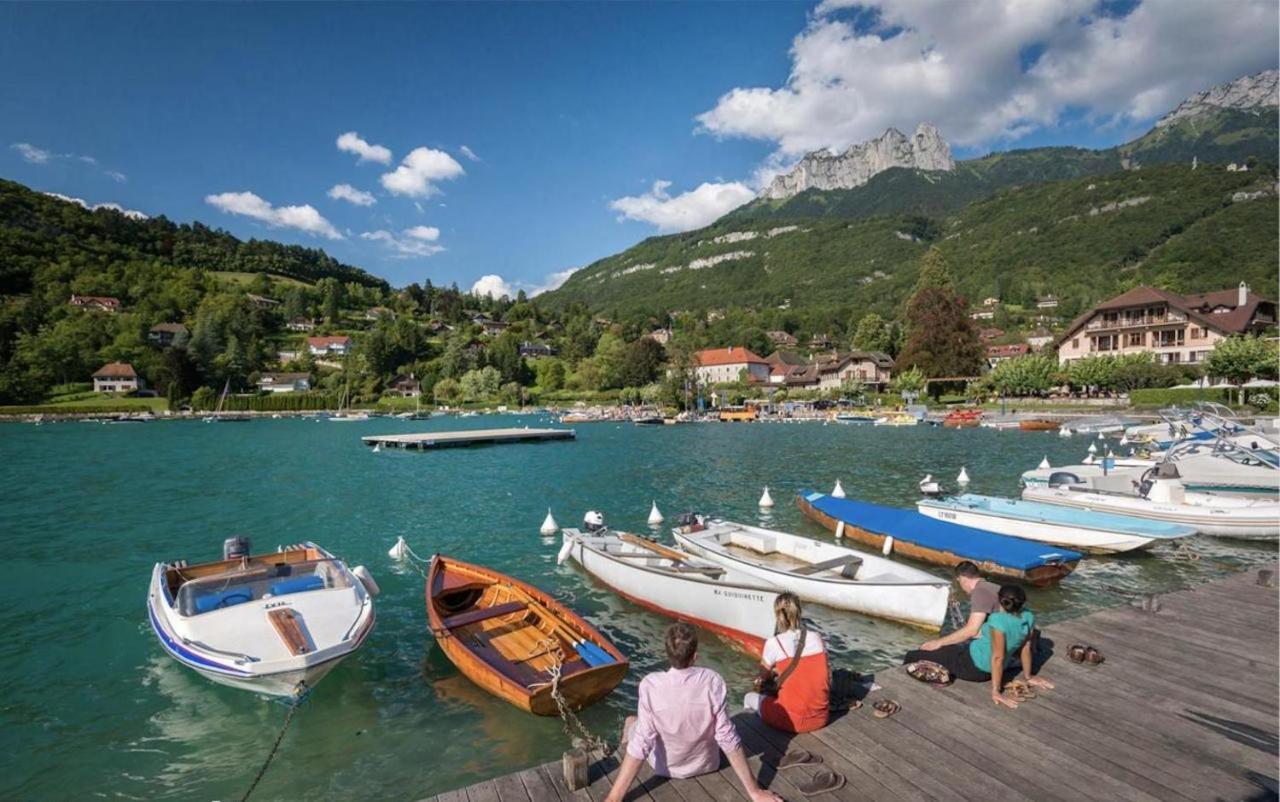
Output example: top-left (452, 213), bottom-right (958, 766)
top-left (210, 271), bottom-right (314, 289)
top-left (1, 395), bottom-right (170, 414)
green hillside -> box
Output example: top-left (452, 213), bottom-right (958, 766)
top-left (545, 164), bottom-right (1277, 320)
top-left (0, 179), bottom-right (387, 295)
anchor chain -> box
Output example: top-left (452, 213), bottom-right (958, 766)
top-left (546, 658), bottom-right (610, 757)
top-left (239, 682), bottom-right (309, 802)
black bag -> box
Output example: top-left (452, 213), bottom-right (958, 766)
top-left (757, 627), bottom-right (807, 697)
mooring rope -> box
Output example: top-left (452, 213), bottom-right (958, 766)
top-left (239, 682), bottom-right (308, 802)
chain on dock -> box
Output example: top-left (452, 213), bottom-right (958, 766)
top-left (546, 657), bottom-right (609, 756)
top-left (239, 682), bottom-right (309, 802)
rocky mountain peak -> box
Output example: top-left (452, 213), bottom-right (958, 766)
top-left (1156, 69), bottom-right (1279, 128)
top-left (763, 123), bottom-right (955, 200)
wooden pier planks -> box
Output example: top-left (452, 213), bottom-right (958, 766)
top-left (418, 564), bottom-right (1279, 802)
top-left (362, 428), bottom-right (575, 450)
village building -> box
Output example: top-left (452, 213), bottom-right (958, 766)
top-left (69, 294), bottom-right (121, 313)
top-left (365, 306), bottom-right (395, 320)
top-left (969, 308), bottom-right (996, 321)
top-left (92, 362), bottom-right (142, 393)
top-left (388, 374), bottom-right (422, 397)
top-left (306, 335), bottom-right (353, 357)
top-left (256, 372), bottom-right (311, 394)
top-left (692, 347), bottom-right (770, 385)
top-left (644, 328), bottom-right (672, 345)
top-left (1036, 294), bottom-right (1060, 310)
top-left (147, 322), bottom-right (188, 347)
top-left (286, 317), bottom-right (316, 332)
top-left (1055, 283), bottom-right (1276, 366)
top-left (765, 351), bottom-right (808, 385)
top-left (808, 333), bottom-right (833, 351)
top-left (276, 350), bottom-right (300, 363)
top-left (977, 327), bottom-right (1006, 343)
top-left (518, 341), bottom-right (556, 358)
top-left (815, 351), bottom-right (895, 391)
top-left (766, 330), bottom-right (799, 348)
top-left (987, 343), bottom-right (1030, 367)
top-left (1026, 329), bottom-right (1056, 349)
top-left (471, 315), bottom-right (510, 336)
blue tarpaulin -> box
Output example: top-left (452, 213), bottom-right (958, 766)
top-left (799, 489), bottom-right (1081, 571)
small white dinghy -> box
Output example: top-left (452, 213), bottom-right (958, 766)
top-left (147, 538), bottom-right (377, 697)
top-left (671, 516), bottom-right (949, 630)
top-left (559, 517), bottom-right (781, 654)
top-left (1022, 464), bottom-right (1280, 541)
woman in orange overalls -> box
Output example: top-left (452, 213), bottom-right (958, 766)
top-left (744, 592), bottom-right (830, 733)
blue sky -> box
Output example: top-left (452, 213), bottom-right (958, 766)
top-left (2, 1), bottom-right (1275, 294)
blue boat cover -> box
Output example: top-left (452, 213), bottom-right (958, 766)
top-left (194, 588), bottom-right (253, 614)
top-left (270, 574), bottom-right (326, 597)
top-left (799, 490), bottom-right (1082, 570)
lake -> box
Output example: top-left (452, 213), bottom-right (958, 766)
top-left (0, 415), bottom-right (1271, 800)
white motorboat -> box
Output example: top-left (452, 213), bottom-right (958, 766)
top-left (558, 525), bottom-right (781, 654)
top-left (1022, 465), bottom-right (1279, 540)
top-left (147, 538), bottom-right (378, 696)
top-left (670, 517), bottom-right (949, 630)
top-left (1021, 442), bottom-right (1278, 498)
top-left (917, 493), bottom-right (1195, 554)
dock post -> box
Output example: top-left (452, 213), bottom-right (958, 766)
top-left (1140, 593), bottom-right (1161, 613)
top-left (1258, 568), bottom-right (1275, 588)
top-left (562, 748), bottom-right (589, 791)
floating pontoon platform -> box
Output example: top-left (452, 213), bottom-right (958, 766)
top-left (362, 427), bottom-right (575, 450)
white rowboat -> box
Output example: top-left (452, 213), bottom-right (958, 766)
top-left (672, 519), bottom-right (948, 630)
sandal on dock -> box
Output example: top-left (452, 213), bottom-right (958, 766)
top-left (796, 768), bottom-right (846, 796)
top-left (1007, 682), bottom-right (1036, 701)
top-left (873, 699), bottom-right (900, 719)
top-left (905, 660), bottom-right (952, 687)
top-left (1084, 646), bottom-right (1105, 665)
top-left (778, 749), bottom-right (823, 769)
top-left (1067, 644), bottom-right (1087, 663)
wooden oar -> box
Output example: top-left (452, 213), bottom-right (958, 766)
top-left (517, 587), bottom-right (617, 667)
top-left (619, 532), bottom-right (689, 562)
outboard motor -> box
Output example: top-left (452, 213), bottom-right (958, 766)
top-left (675, 511), bottom-right (706, 532)
top-left (583, 511), bottom-right (606, 533)
top-left (1144, 463), bottom-right (1186, 504)
top-left (1047, 472), bottom-right (1084, 489)
top-left (223, 535), bottom-right (251, 561)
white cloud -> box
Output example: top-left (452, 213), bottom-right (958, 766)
top-left (205, 191), bottom-right (342, 239)
top-left (360, 227), bottom-right (445, 258)
top-left (697, 0), bottom-right (1279, 155)
top-left (336, 131), bottom-right (392, 165)
top-left (610, 179), bottom-right (756, 232)
top-left (380, 147), bottom-right (465, 198)
top-left (459, 145), bottom-right (480, 162)
top-left (529, 268), bottom-right (576, 296)
top-left (471, 274), bottom-right (515, 300)
top-left (42, 191), bottom-right (147, 219)
top-left (12, 143), bottom-right (52, 163)
top-left (105, 170), bottom-right (127, 183)
top-left (327, 183), bottom-right (376, 206)
top-left (404, 225), bottom-right (440, 241)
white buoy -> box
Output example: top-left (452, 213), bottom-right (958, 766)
top-left (831, 479), bottom-right (846, 498)
top-left (834, 520), bottom-right (846, 539)
top-left (882, 535), bottom-right (894, 556)
top-left (372, 442), bottom-right (381, 453)
top-left (1120, 434), bottom-right (1129, 446)
top-left (1038, 456), bottom-right (1051, 470)
top-left (540, 509), bottom-right (559, 536)
top-left (388, 536), bottom-right (409, 560)
top-left (1097, 432), bottom-right (1105, 441)
top-left (1058, 427), bottom-right (1072, 438)
top-left (1083, 454), bottom-right (1095, 464)
top-left (648, 502), bottom-right (664, 526)
top-left (1087, 442), bottom-right (1098, 455)
top-left (556, 535), bottom-right (575, 565)
top-left (957, 466), bottom-right (970, 486)
top-left (759, 486), bottom-right (775, 508)
top-left (918, 474), bottom-right (942, 495)
top-left (352, 565), bottom-right (381, 597)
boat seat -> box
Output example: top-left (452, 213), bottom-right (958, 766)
top-left (193, 588), bottom-right (254, 614)
top-left (792, 555), bottom-right (862, 577)
top-left (270, 574), bottom-right (326, 597)
top-left (443, 601), bottom-right (527, 629)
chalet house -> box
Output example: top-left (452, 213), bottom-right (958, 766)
top-left (765, 351), bottom-right (808, 385)
top-left (644, 328), bottom-right (672, 345)
top-left (692, 347), bottom-right (770, 385)
top-left (970, 308), bottom-right (996, 321)
top-left (388, 374), bottom-right (422, 397)
top-left (518, 341), bottom-right (556, 358)
top-left (987, 343), bottom-right (1030, 367)
top-left (815, 351), bottom-right (895, 391)
top-left (92, 362), bottom-right (142, 393)
top-left (1036, 294), bottom-right (1060, 310)
top-left (978, 327), bottom-right (1006, 343)
top-left (306, 335), bottom-right (352, 357)
top-left (471, 315), bottom-right (510, 336)
top-left (808, 334), bottom-right (834, 350)
top-left (70, 294), bottom-right (121, 313)
top-left (1026, 329), bottom-right (1056, 349)
top-left (767, 330), bottom-right (799, 348)
top-left (257, 372), bottom-right (311, 394)
top-left (286, 317), bottom-right (316, 332)
top-left (1055, 283), bottom-right (1276, 366)
top-left (148, 322), bottom-right (188, 347)
top-left (277, 350), bottom-right (300, 363)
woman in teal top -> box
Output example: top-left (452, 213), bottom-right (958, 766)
top-left (970, 584), bottom-right (1054, 708)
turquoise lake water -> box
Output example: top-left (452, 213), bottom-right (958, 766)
top-left (0, 416), bottom-right (1273, 801)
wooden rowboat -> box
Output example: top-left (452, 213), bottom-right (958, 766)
top-left (1019, 418), bottom-right (1060, 431)
top-left (426, 555), bottom-right (628, 715)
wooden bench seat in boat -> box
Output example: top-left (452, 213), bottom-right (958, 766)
top-left (442, 600), bottom-right (527, 630)
top-left (791, 555), bottom-right (862, 577)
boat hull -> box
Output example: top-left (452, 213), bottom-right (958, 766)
top-left (916, 500), bottom-right (1174, 554)
top-left (795, 495), bottom-right (1077, 587)
top-left (672, 527), bottom-right (948, 630)
top-left (562, 533), bottom-right (777, 655)
top-left (1021, 487), bottom-right (1280, 540)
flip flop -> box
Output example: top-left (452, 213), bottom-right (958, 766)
top-left (905, 660), bottom-right (952, 686)
top-left (873, 699), bottom-right (900, 719)
top-left (1067, 644), bottom-right (1087, 663)
top-left (796, 768), bottom-right (846, 796)
top-left (1085, 646), bottom-right (1105, 665)
top-left (778, 749), bottom-right (824, 769)
top-left (1007, 682), bottom-right (1037, 701)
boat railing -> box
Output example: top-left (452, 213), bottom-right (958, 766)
top-left (175, 558), bottom-right (353, 616)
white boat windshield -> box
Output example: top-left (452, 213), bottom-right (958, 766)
top-left (175, 558), bottom-right (352, 616)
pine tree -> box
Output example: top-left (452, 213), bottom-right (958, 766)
top-left (897, 247), bottom-right (983, 384)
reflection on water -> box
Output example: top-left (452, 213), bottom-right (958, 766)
top-left (0, 416), bottom-right (1273, 800)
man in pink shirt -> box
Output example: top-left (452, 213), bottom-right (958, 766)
top-left (604, 623), bottom-right (782, 802)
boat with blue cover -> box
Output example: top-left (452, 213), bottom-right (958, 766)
top-left (917, 493), bottom-right (1196, 554)
top-left (795, 490), bottom-right (1080, 586)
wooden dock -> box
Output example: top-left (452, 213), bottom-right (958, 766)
top-left (363, 428), bottom-right (575, 450)
top-left (419, 564), bottom-right (1279, 802)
